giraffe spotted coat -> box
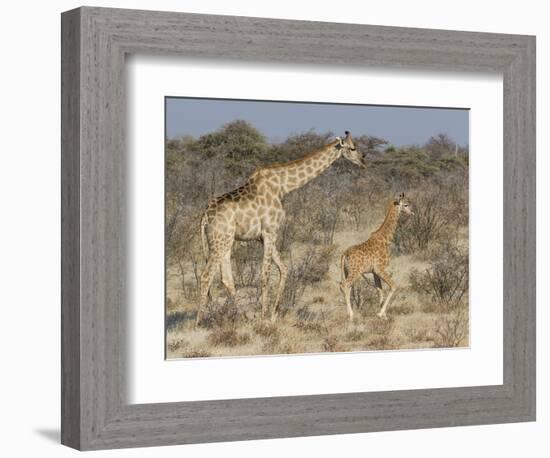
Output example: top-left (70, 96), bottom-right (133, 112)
top-left (195, 132), bottom-right (366, 326)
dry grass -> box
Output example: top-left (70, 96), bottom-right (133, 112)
top-left (253, 321), bottom-right (279, 339)
top-left (165, 232), bottom-right (469, 359)
top-left (433, 308), bottom-right (469, 348)
top-left (165, 161), bottom-right (469, 358)
top-left (208, 328), bottom-right (251, 347)
top-left (181, 349), bottom-right (211, 358)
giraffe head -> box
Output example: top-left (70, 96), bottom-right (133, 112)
top-left (394, 192), bottom-right (414, 215)
top-left (336, 131), bottom-right (367, 168)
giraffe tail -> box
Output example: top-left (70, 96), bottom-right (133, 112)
top-left (200, 213), bottom-right (209, 263)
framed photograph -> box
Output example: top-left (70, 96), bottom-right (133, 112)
top-left (61, 6), bottom-right (535, 450)
top-left (164, 97), bottom-right (471, 359)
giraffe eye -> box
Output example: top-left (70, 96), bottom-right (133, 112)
top-left (350, 147), bottom-right (356, 151)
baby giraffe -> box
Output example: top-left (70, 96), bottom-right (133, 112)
top-left (340, 193), bottom-right (414, 321)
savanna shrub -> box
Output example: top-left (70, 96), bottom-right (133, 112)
top-left (433, 308), bottom-right (468, 347)
top-left (279, 246), bottom-right (334, 316)
top-left (200, 300), bottom-right (245, 329)
top-left (409, 242), bottom-right (469, 311)
top-left (393, 190), bottom-right (447, 254)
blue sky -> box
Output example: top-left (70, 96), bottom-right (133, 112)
top-left (166, 97), bottom-right (469, 147)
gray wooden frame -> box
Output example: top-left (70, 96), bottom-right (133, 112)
top-left (61, 6), bottom-right (536, 451)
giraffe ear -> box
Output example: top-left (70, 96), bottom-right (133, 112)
top-left (334, 136), bottom-right (344, 149)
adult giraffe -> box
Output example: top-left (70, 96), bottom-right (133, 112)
top-left (196, 131), bottom-right (365, 326)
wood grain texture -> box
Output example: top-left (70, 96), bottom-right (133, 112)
top-left (60, 6), bottom-right (536, 450)
top-left (60, 7), bottom-right (81, 450)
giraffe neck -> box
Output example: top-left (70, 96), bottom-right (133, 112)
top-left (373, 202), bottom-right (401, 243)
top-left (265, 141), bottom-right (342, 196)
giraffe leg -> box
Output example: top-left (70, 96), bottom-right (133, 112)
top-left (340, 273), bottom-right (359, 321)
top-left (375, 269), bottom-right (397, 319)
top-left (220, 251), bottom-right (236, 300)
top-left (196, 255), bottom-right (221, 327)
top-left (221, 251), bottom-right (250, 321)
top-left (260, 237), bottom-right (274, 320)
top-left (270, 242), bottom-right (287, 322)
top-left (373, 273), bottom-right (385, 308)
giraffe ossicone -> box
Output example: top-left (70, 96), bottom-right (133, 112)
top-left (195, 131), bottom-right (365, 326)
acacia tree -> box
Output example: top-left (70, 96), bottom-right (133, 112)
top-left (424, 133), bottom-right (456, 159)
top-left (192, 120), bottom-right (269, 176)
top-left (268, 130), bottom-right (333, 164)
top-left (165, 121), bottom-right (268, 290)
top-left (354, 134), bottom-right (389, 158)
